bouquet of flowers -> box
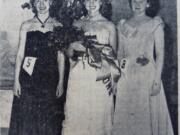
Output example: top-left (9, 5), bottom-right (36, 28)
top-left (49, 25), bottom-right (120, 82)
top-left (57, 0), bottom-right (87, 27)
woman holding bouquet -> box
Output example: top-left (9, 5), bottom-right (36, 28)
top-left (61, 0), bottom-right (118, 135)
top-left (112, 0), bottom-right (174, 135)
top-left (9, 0), bottom-right (65, 135)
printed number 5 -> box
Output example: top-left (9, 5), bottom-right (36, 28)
top-left (26, 58), bottom-right (31, 67)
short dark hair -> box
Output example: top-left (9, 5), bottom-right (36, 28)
top-left (128, 0), bottom-right (160, 17)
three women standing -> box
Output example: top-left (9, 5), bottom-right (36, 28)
top-left (112, 0), bottom-right (174, 135)
top-left (9, 0), bottom-right (174, 135)
top-left (9, 0), bottom-right (65, 135)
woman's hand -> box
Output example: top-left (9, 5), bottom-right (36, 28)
top-left (66, 41), bottom-right (86, 58)
top-left (111, 81), bottom-right (117, 96)
top-left (151, 77), bottom-right (161, 96)
top-left (56, 82), bottom-right (64, 98)
top-left (70, 41), bottom-right (86, 52)
top-left (14, 81), bottom-right (21, 98)
top-left (66, 46), bottom-right (74, 58)
top-left (103, 77), bottom-right (117, 96)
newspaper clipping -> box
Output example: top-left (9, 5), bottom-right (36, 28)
top-left (0, 0), bottom-right (178, 135)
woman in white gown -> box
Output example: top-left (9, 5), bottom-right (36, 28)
top-left (112, 0), bottom-right (174, 135)
top-left (61, 0), bottom-right (117, 135)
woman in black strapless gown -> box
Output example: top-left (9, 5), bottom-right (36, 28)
top-left (8, 0), bottom-right (65, 135)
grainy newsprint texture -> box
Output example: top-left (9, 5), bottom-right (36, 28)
top-left (0, 0), bottom-right (178, 135)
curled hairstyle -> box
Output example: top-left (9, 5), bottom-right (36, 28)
top-left (128, 0), bottom-right (160, 17)
top-left (29, 0), bottom-right (62, 17)
top-left (30, 0), bottom-right (38, 14)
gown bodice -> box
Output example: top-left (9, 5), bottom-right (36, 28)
top-left (117, 16), bottom-right (164, 64)
top-left (19, 31), bottom-right (59, 90)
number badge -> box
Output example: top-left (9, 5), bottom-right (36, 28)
top-left (23, 57), bottom-right (37, 76)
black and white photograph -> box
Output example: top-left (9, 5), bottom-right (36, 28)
top-left (0, 0), bottom-right (178, 135)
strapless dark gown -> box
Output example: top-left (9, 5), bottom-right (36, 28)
top-left (9, 31), bottom-right (63, 135)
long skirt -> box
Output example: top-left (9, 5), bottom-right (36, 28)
top-left (62, 59), bottom-right (114, 135)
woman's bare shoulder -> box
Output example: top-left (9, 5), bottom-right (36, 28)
top-left (20, 19), bottom-right (35, 31)
top-left (153, 16), bottom-right (164, 29)
top-left (102, 19), bottom-right (116, 32)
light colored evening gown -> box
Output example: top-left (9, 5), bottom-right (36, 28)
top-left (112, 16), bottom-right (174, 135)
top-left (62, 22), bottom-right (114, 135)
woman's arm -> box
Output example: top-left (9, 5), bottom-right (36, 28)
top-left (109, 23), bottom-right (117, 53)
top-left (151, 22), bottom-right (164, 96)
top-left (14, 22), bottom-right (27, 97)
top-left (107, 23), bottom-right (119, 95)
top-left (53, 20), bottom-right (66, 97)
top-left (154, 24), bottom-right (164, 80)
top-left (56, 51), bottom-right (65, 98)
top-left (117, 21), bottom-right (125, 60)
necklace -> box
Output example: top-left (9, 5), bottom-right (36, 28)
top-left (36, 16), bottom-right (50, 28)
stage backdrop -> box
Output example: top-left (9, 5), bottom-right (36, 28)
top-left (0, 0), bottom-right (33, 89)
